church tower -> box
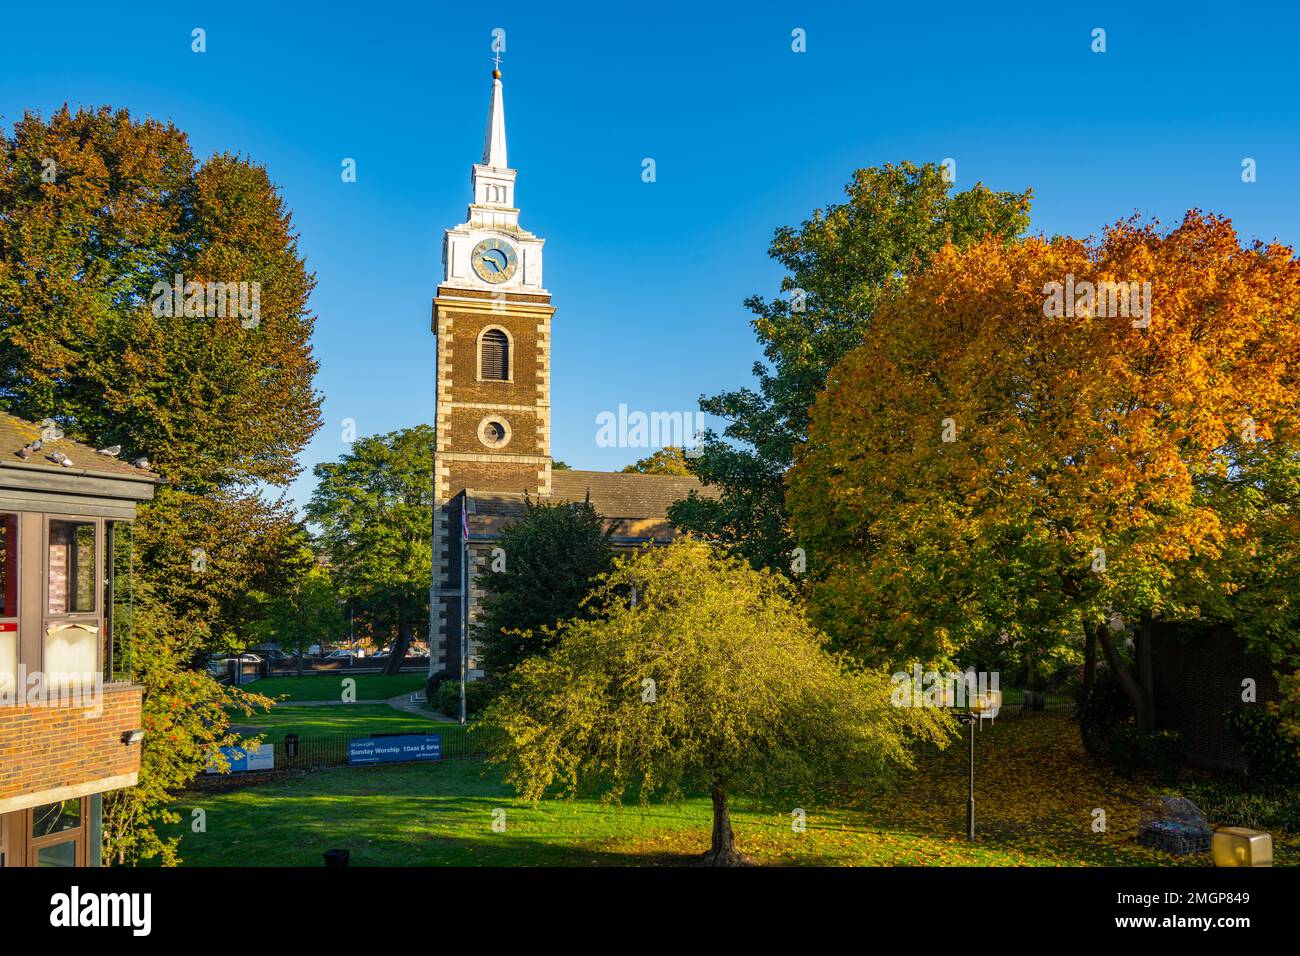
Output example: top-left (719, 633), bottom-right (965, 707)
top-left (429, 66), bottom-right (554, 676)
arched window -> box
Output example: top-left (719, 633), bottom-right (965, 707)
top-left (479, 328), bottom-right (510, 381)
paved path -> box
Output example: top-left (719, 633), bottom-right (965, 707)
top-left (386, 692), bottom-right (456, 722)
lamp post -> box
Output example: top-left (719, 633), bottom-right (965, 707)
top-left (959, 693), bottom-right (995, 841)
top-left (957, 712), bottom-right (976, 840)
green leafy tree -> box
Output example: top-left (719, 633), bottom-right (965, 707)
top-left (250, 567), bottom-right (345, 675)
top-left (134, 489), bottom-right (315, 659)
top-left (0, 106), bottom-right (322, 491)
top-left (307, 427), bottom-right (434, 674)
top-left (483, 539), bottom-right (952, 865)
top-left (621, 446), bottom-right (694, 476)
top-left (670, 162), bottom-right (1031, 573)
top-left (0, 105), bottom-right (322, 861)
top-left (476, 497), bottom-right (614, 679)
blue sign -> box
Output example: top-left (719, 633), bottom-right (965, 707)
top-left (206, 743), bottom-right (274, 774)
top-left (347, 733), bottom-right (441, 766)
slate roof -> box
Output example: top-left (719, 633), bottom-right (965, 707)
top-left (550, 469), bottom-right (716, 518)
top-left (472, 469), bottom-right (716, 520)
top-left (0, 410), bottom-right (159, 481)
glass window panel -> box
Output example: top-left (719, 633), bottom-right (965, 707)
top-left (44, 625), bottom-right (97, 689)
top-left (0, 628), bottom-right (15, 698)
top-left (37, 840), bottom-right (78, 867)
top-left (48, 520), bottom-right (96, 614)
top-left (32, 799), bottom-right (81, 838)
top-left (0, 513), bottom-right (16, 616)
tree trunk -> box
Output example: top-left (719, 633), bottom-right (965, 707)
top-left (383, 619), bottom-right (412, 676)
top-left (700, 784), bottom-right (746, 866)
top-left (1075, 622), bottom-right (1098, 719)
top-left (1024, 646), bottom-right (1045, 711)
top-left (1096, 625), bottom-right (1154, 733)
top-left (1135, 611), bottom-right (1156, 733)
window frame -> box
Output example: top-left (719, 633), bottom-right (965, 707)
top-left (0, 511), bottom-right (18, 622)
top-left (26, 797), bottom-right (88, 867)
top-left (0, 512), bottom-right (16, 696)
top-left (41, 515), bottom-right (103, 680)
top-left (476, 325), bottom-right (513, 383)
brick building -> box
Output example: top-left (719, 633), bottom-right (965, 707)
top-left (429, 68), bottom-right (715, 678)
top-left (0, 412), bottom-right (157, 866)
top-left (1149, 622), bottom-right (1283, 771)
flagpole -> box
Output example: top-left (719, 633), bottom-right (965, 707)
top-left (460, 499), bottom-right (468, 726)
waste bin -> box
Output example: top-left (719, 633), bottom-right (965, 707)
top-left (323, 849), bottom-right (349, 868)
top-left (285, 733), bottom-right (299, 759)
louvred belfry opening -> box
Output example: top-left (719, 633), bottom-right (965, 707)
top-left (480, 329), bottom-right (509, 381)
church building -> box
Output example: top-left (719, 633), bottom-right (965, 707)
top-left (428, 67), bottom-right (714, 679)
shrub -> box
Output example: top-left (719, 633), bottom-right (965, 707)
top-left (1078, 669), bottom-right (1133, 758)
top-left (1224, 707), bottom-right (1300, 789)
top-left (1106, 727), bottom-right (1185, 778)
top-left (1182, 779), bottom-right (1300, 833)
top-left (426, 670), bottom-right (453, 701)
top-left (434, 678), bottom-right (495, 718)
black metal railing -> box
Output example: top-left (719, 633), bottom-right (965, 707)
top-left (245, 724), bottom-right (489, 771)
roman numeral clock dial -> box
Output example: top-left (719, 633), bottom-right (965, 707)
top-left (471, 237), bottom-right (518, 283)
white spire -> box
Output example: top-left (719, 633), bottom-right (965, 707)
top-left (482, 69), bottom-right (507, 168)
top-left (443, 61), bottom-right (545, 293)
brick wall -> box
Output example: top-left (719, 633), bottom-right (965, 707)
top-left (48, 527), bottom-right (68, 613)
top-left (0, 682), bottom-right (142, 812)
top-left (1150, 624), bottom-right (1281, 771)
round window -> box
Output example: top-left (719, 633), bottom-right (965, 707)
top-left (477, 416), bottom-right (511, 449)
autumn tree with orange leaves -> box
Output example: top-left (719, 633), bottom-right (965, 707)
top-left (789, 212), bottom-right (1300, 743)
top-left (0, 106), bottom-right (321, 861)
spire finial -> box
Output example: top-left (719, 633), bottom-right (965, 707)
top-left (482, 59), bottom-right (508, 167)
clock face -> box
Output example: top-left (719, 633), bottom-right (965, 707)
top-left (471, 237), bottom-right (518, 284)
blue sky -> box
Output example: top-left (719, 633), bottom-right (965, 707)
top-left (3, 1), bottom-right (1298, 512)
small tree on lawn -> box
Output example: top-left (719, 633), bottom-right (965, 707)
top-left (482, 538), bottom-right (952, 865)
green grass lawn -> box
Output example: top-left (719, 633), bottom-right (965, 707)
top-left (168, 712), bottom-right (1298, 867)
top-left (231, 704), bottom-right (456, 743)
top-left (243, 673), bottom-right (428, 702)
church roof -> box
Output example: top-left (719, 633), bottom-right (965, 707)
top-left (550, 469), bottom-right (714, 519)
top-left (466, 469), bottom-right (718, 546)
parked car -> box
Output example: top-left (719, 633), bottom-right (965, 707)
top-left (324, 649), bottom-right (361, 660)
top-left (205, 653), bottom-right (262, 679)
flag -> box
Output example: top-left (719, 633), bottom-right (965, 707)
top-left (461, 504), bottom-right (469, 543)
